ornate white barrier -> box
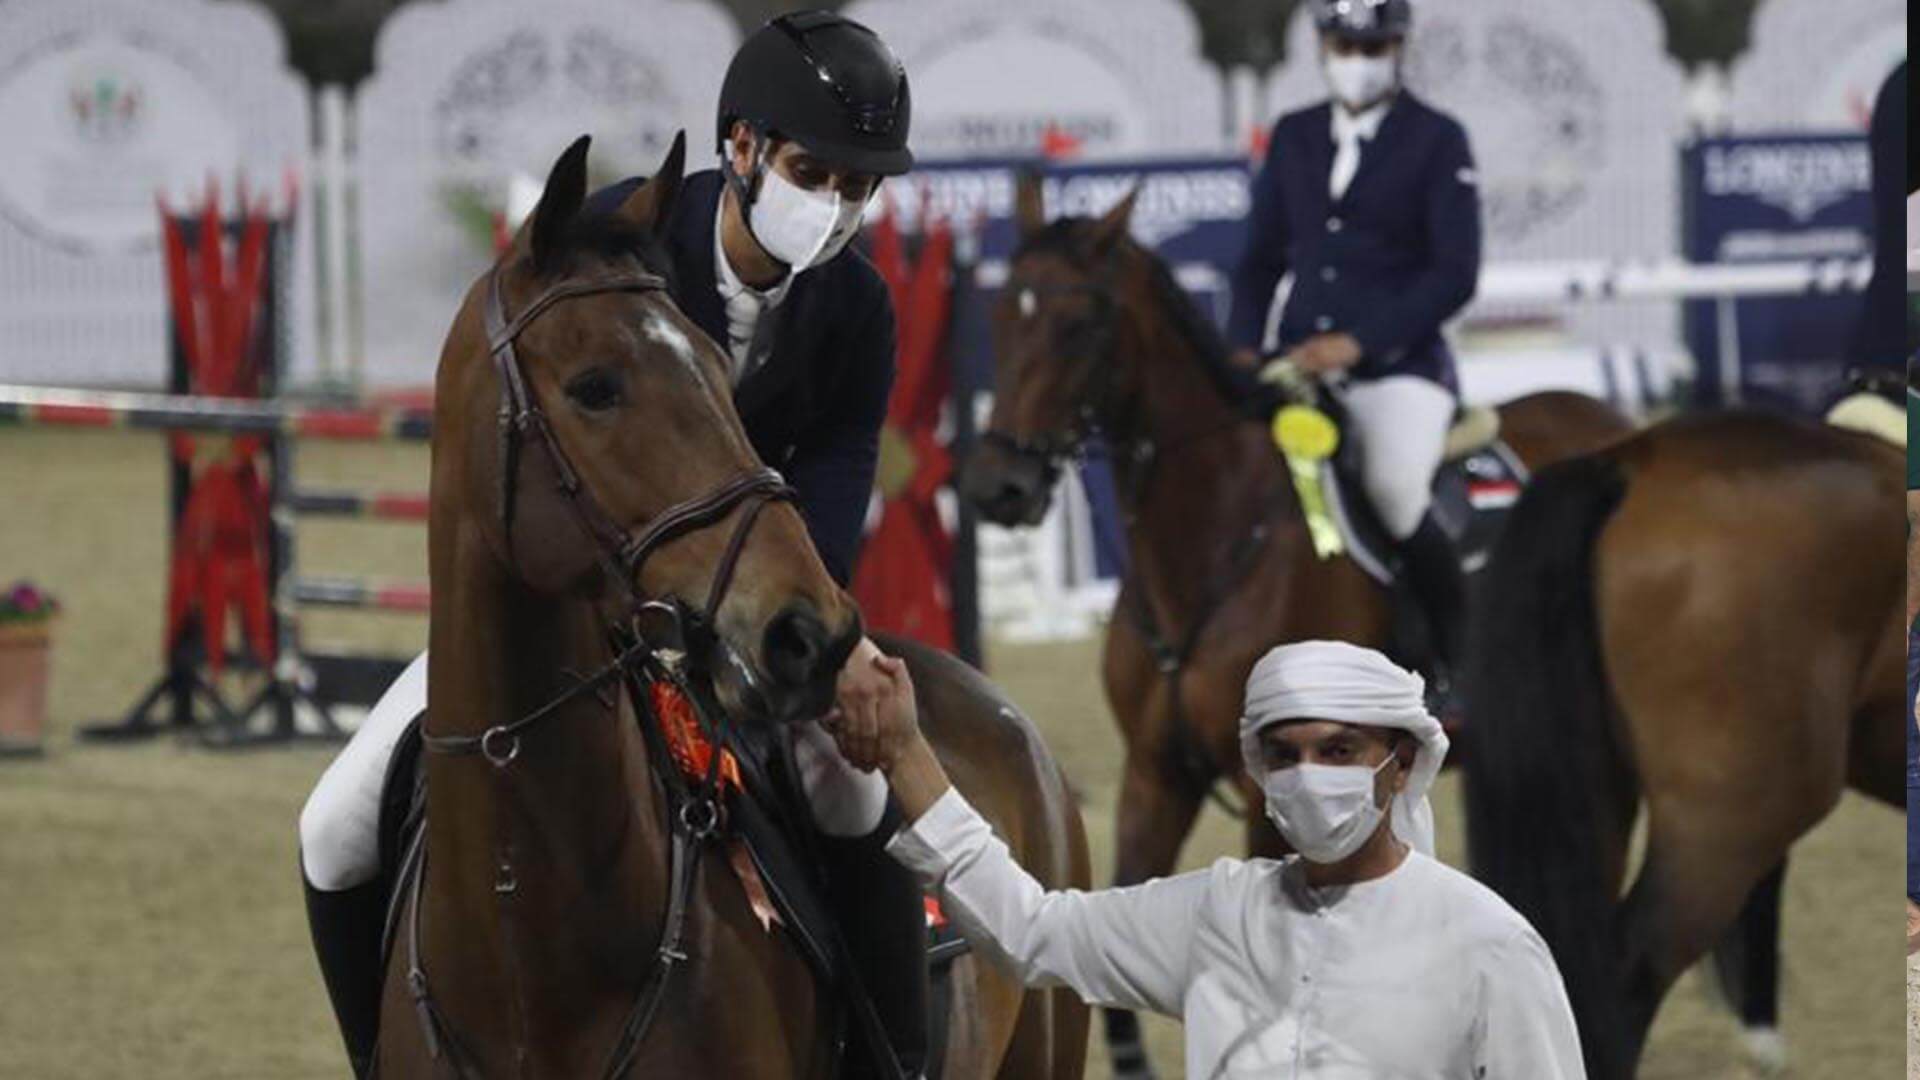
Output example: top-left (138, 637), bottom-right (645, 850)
top-left (840, 0), bottom-right (1227, 160)
top-left (353, 0), bottom-right (738, 386)
top-left (0, 0), bottom-right (312, 386)
top-left (1730, 0), bottom-right (1905, 134)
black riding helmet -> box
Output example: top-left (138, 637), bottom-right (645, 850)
top-left (717, 10), bottom-right (913, 179)
top-left (1313, 0), bottom-right (1412, 43)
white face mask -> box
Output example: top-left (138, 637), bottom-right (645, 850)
top-left (1261, 755), bottom-right (1395, 864)
top-left (1324, 53), bottom-right (1397, 111)
top-left (747, 165), bottom-right (869, 271)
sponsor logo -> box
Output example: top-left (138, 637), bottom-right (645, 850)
top-left (1700, 140), bottom-right (1871, 223)
top-left (68, 73), bottom-right (142, 145)
top-left (889, 164), bottom-right (1251, 248)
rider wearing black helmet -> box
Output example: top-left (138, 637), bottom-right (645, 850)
top-left (1229, 0), bottom-right (1481, 690)
top-left (299, 13), bottom-right (931, 1078)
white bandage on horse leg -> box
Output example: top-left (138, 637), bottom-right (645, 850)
top-left (791, 718), bottom-right (889, 838)
top-left (298, 650), bottom-right (430, 890)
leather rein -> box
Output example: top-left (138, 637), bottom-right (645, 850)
top-left (406, 261), bottom-right (796, 1078)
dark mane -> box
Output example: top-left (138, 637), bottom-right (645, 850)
top-left (1014, 217), bottom-right (1254, 412)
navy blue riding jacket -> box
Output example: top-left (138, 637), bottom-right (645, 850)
top-left (585, 170), bottom-right (895, 586)
top-left (1228, 92), bottom-right (1480, 390)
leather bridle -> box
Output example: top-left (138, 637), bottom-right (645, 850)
top-left (408, 261), bottom-right (799, 1078)
top-left (980, 246), bottom-right (1249, 495)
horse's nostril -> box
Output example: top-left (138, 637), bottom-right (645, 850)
top-left (763, 606), bottom-right (828, 689)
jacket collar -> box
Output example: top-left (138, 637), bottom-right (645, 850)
top-left (664, 170), bottom-right (730, 350)
top-left (1333, 93), bottom-right (1413, 207)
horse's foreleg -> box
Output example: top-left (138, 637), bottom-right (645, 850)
top-left (1101, 715), bottom-right (1207, 1080)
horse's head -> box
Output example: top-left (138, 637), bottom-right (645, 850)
top-left (960, 172), bottom-right (1143, 527)
top-left (434, 133), bottom-right (859, 724)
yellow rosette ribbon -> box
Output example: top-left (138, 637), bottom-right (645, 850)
top-left (1271, 405), bottom-right (1345, 559)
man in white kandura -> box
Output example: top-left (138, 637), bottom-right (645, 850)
top-left (832, 639), bottom-right (1584, 1078)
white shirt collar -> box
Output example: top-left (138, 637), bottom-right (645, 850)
top-left (1331, 98), bottom-right (1391, 143)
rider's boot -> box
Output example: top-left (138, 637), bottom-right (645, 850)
top-left (1397, 511), bottom-right (1468, 694)
top-left (823, 805), bottom-right (929, 1079)
top-left (302, 866), bottom-right (387, 1079)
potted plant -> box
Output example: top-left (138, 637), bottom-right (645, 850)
top-left (0, 580), bottom-right (59, 757)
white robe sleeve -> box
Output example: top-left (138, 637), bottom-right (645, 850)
top-left (1476, 927), bottom-right (1587, 1079)
top-left (887, 787), bottom-right (1206, 1016)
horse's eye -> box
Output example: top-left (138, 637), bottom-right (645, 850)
top-left (565, 369), bottom-right (624, 412)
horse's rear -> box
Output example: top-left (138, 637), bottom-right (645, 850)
top-left (881, 633), bottom-right (1092, 1080)
top-left (1464, 409), bottom-right (1900, 1078)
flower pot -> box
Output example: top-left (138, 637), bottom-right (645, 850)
top-left (0, 621), bottom-right (53, 757)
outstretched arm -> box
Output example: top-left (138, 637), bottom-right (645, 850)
top-left (833, 655), bottom-right (1206, 1016)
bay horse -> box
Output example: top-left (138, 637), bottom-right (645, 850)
top-left (956, 175), bottom-right (1634, 1076)
top-left (1462, 409), bottom-right (1903, 1078)
top-left (382, 133), bottom-right (1089, 1078)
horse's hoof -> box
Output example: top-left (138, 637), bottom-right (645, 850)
top-left (1739, 1025), bottom-right (1787, 1074)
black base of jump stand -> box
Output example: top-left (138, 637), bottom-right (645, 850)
top-left (80, 635), bottom-right (351, 750)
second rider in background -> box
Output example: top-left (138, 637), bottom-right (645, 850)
top-left (1229, 0), bottom-right (1481, 686)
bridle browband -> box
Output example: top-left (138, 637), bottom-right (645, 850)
top-left (407, 259), bottom-right (801, 1078)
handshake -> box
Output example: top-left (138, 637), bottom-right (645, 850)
top-left (819, 640), bottom-right (953, 820)
top-left (822, 640), bottom-right (923, 774)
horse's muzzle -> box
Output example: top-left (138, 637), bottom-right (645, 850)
top-left (959, 443), bottom-right (1055, 528)
top-left (748, 602), bottom-right (858, 723)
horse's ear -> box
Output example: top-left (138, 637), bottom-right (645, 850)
top-left (616, 130), bottom-right (687, 239)
top-left (1088, 183), bottom-right (1140, 254)
top-left (1014, 169), bottom-right (1047, 238)
top-left (531, 135), bottom-right (592, 272)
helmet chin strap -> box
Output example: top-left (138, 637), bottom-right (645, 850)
top-left (721, 126), bottom-right (770, 214)
top-left (721, 128), bottom-right (789, 271)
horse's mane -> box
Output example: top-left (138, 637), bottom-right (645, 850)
top-left (1017, 219), bottom-right (1255, 412)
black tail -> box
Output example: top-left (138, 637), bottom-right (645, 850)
top-left (1462, 452), bottom-right (1633, 1077)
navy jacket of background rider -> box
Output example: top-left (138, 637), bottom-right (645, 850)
top-left (586, 169), bottom-right (895, 587)
top-left (1228, 91), bottom-right (1481, 391)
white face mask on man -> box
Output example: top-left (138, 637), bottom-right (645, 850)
top-left (1324, 53), bottom-right (1397, 112)
top-left (1260, 753), bottom-right (1396, 864)
top-left (747, 165), bottom-right (870, 271)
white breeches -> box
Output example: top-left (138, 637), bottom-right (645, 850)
top-left (1335, 375), bottom-right (1454, 540)
top-left (298, 650), bottom-right (888, 892)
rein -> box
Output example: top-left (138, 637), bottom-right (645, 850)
top-left (408, 261), bottom-right (798, 1078)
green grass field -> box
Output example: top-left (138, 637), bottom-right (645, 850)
top-left (0, 427), bottom-right (1900, 1078)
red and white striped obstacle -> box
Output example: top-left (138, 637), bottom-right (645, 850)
top-left (0, 382), bottom-right (437, 618)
